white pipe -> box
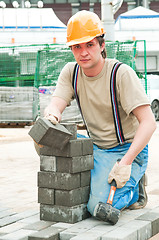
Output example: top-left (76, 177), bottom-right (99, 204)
top-left (143, 0), bottom-right (149, 8)
top-left (101, 0), bottom-right (115, 41)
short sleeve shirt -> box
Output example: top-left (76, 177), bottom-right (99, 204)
top-left (53, 58), bottom-right (150, 149)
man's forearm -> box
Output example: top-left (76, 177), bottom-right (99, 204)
top-left (120, 106), bottom-right (156, 166)
top-left (44, 96), bottom-right (67, 122)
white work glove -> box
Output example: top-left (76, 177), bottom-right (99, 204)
top-left (45, 114), bottom-right (58, 125)
top-left (108, 162), bottom-right (131, 188)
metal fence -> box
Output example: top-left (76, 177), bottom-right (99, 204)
top-left (0, 41), bottom-right (147, 123)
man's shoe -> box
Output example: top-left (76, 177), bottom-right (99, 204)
top-left (129, 174), bottom-right (148, 210)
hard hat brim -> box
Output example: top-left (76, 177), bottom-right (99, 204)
top-left (66, 33), bottom-right (105, 47)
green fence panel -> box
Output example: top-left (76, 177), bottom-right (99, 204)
top-left (0, 41), bottom-right (147, 123)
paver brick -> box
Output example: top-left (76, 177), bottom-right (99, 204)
top-left (38, 171), bottom-right (80, 190)
top-left (81, 138), bottom-right (93, 155)
top-left (28, 117), bottom-right (72, 149)
top-left (40, 204), bottom-right (90, 224)
top-left (102, 226), bottom-right (138, 240)
top-left (38, 188), bottom-right (55, 205)
top-left (122, 219), bottom-right (151, 240)
top-left (56, 155), bottom-right (94, 173)
top-left (136, 211), bottom-right (159, 236)
top-left (40, 155), bottom-right (94, 173)
top-left (0, 222), bottom-right (27, 234)
top-left (0, 210), bottom-right (16, 219)
top-left (61, 123), bottom-right (77, 140)
top-left (40, 139), bottom-right (83, 157)
top-left (23, 220), bottom-right (54, 231)
top-left (0, 229), bottom-right (37, 240)
top-left (60, 230), bottom-right (77, 240)
top-left (70, 231), bottom-right (102, 240)
top-left (40, 155), bottom-right (56, 172)
top-left (0, 215), bottom-right (24, 227)
top-left (81, 171), bottom-right (91, 187)
top-left (28, 226), bottom-right (63, 240)
top-left (19, 214), bottom-right (40, 224)
top-left (55, 186), bottom-right (90, 206)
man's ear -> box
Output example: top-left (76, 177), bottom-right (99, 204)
top-left (101, 41), bottom-right (105, 52)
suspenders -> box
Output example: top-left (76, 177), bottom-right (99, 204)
top-left (72, 62), bottom-right (126, 145)
top-left (110, 62), bottom-right (125, 145)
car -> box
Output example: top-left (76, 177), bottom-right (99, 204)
top-left (147, 75), bottom-right (159, 121)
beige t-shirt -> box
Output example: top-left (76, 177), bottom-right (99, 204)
top-left (54, 58), bottom-right (150, 149)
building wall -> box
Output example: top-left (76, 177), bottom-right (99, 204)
top-left (150, 1), bottom-right (159, 12)
top-left (2, 0), bottom-right (159, 26)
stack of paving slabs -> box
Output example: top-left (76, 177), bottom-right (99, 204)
top-left (29, 117), bottom-right (94, 224)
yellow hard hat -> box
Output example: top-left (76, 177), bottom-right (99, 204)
top-left (66, 10), bottom-right (106, 46)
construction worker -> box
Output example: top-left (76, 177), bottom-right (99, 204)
top-left (44, 10), bottom-right (156, 221)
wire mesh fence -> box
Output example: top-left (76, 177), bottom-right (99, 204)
top-left (0, 41), bottom-right (147, 123)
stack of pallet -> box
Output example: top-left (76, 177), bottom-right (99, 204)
top-left (29, 118), bottom-right (94, 224)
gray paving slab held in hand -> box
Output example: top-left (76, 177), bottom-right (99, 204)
top-left (28, 117), bottom-right (72, 149)
top-left (61, 123), bottom-right (77, 140)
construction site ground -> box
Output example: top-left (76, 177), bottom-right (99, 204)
top-left (0, 122), bottom-right (159, 240)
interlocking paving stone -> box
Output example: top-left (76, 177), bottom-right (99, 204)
top-left (102, 226), bottom-right (138, 240)
top-left (38, 171), bottom-right (81, 190)
top-left (40, 139), bottom-right (83, 157)
top-left (40, 204), bottom-right (89, 224)
top-left (55, 186), bottom-right (90, 207)
top-left (80, 171), bottom-right (91, 187)
top-left (23, 221), bottom-right (54, 231)
top-left (38, 188), bottom-right (55, 205)
top-left (122, 219), bottom-right (152, 240)
top-left (61, 123), bottom-right (77, 140)
top-left (40, 155), bottom-right (56, 172)
top-left (28, 117), bottom-right (72, 149)
top-left (28, 226), bottom-right (63, 240)
top-left (0, 210), bottom-right (16, 219)
top-left (0, 215), bottom-right (24, 227)
top-left (136, 211), bottom-right (159, 236)
top-left (0, 222), bottom-right (27, 234)
top-left (70, 231), bottom-right (102, 239)
top-left (40, 155), bottom-right (94, 174)
top-left (19, 214), bottom-right (40, 224)
top-left (0, 229), bottom-right (37, 240)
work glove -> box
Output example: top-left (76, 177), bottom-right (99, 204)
top-left (44, 114), bottom-right (58, 125)
top-left (108, 162), bottom-right (131, 188)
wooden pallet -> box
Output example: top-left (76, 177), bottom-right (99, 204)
top-left (0, 122), bottom-right (34, 128)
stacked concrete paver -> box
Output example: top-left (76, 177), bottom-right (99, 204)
top-left (38, 123), bottom-right (94, 224)
top-left (29, 118), bottom-right (94, 225)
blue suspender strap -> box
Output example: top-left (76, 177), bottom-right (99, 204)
top-left (72, 63), bottom-right (81, 111)
top-left (72, 63), bottom-right (90, 136)
top-left (110, 62), bottom-right (126, 145)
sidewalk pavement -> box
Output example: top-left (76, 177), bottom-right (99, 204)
top-left (0, 123), bottom-right (159, 240)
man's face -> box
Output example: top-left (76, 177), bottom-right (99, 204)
top-left (71, 38), bottom-right (105, 75)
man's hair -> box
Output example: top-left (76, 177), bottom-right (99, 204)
top-left (96, 36), bottom-right (107, 59)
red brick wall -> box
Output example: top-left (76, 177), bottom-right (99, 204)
top-left (149, 1), bottom-right (159, 13)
